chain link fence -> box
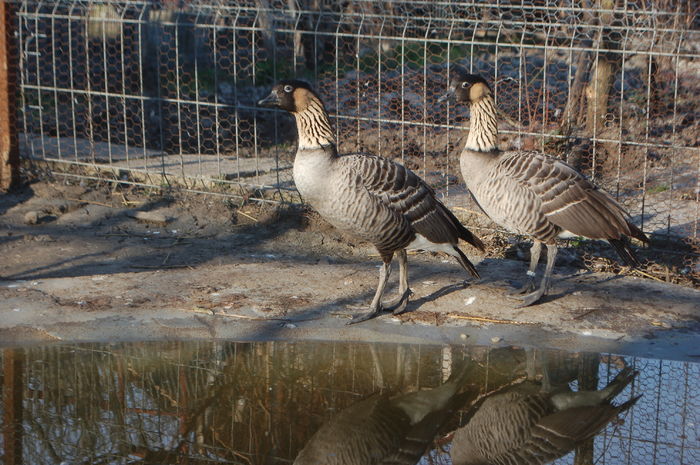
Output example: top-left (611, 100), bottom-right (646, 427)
top-left (4, 0), bottom-right (699, 281)
top-left (1, 341), bottom-right (698, 465)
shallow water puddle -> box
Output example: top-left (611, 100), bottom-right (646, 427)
top-left (1, 341), bottom-right (697, 465)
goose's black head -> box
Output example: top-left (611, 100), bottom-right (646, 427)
top-left (257, 80), bottom-right (319, 113)
top-left (439, 69), bottom-right (492, 105)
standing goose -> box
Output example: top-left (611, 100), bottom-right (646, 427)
top-left (451, 366), bottom-right (641, 465)
top-left (258, 80), bottom-right (484, 323)
top-left (442, 71), bottom-right (649, 307)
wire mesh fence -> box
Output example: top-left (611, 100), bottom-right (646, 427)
top-left (1, 341), bottom-right (698, 465)
top-left (5, 0), bottom-right (700, 279)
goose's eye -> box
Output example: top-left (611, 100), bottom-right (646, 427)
top-left (283, 85), bottom-right (293, 93)
top-left (461, 82), bottom-right (469, 88)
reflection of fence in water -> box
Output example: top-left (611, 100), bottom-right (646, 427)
top-left (1, 342), bottom-right (698, 464)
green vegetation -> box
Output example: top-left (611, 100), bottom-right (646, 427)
top-left (647, 184), bottom-right (670, 194)
top-left (195, 67), bottom-right (218, 93)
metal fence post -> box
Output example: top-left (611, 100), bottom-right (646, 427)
top-left (0, 0), bottom-right (18, 191)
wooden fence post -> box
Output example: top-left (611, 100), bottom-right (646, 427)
top-left (0, 1), bottom-right (19, 191)
top-left (2, 349), bottom-right (25, 465)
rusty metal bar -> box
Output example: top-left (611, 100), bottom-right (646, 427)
top-left (0, 1), bottom-right (19, 191)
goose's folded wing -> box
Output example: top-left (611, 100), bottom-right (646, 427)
top-left (497, 152), bottom-right (637, 240)
top-left (340, 153), bottom-right (481, 249)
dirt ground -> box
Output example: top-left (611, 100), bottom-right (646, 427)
top-left (1, 178), bottom-right (698, 360)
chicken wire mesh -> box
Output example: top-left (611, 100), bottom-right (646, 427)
top-left (4, 0), bottom-right (699, 281)
top-left (1, 341), bottom-right (698, 465)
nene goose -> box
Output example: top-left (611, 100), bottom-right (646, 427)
top-left (294, 366), bottom-right (473, 465)
top-left (258, 80), bottom-right (484, 323)
top-left (451, 366), bottom-right (640, 465)
top-left (442, 71), bottom-right (649, 307)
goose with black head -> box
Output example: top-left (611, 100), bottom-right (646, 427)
top-left (259, 80), bottom-right (485, 323)
top-left (441, 70), bottom-right (648, 307)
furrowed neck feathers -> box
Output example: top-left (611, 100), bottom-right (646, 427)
top-left (294, 97), bottom-right (336, 151)
top-left (465, 95), bottom-right (499, 152)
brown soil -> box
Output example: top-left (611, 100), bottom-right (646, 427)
top-left (1, 177), bottom-right (698, 359)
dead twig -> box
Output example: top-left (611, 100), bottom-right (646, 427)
top-left (152, 239), bottom-right (191, 249)
top-left (130, 264), bottom-right (195, 270)
top-left (65, 197), bottom-right (116, 208)
top-left (115, 191), bottom-right (144, 206)
top-left (447, 313), bottom-right (537, 325)
top-left (152, 318), bottom-right (179, 329)
top-left (572, 307), bottom-right (605, 320)
top-left (192, 307), bottom-right (289, 321)
top-left (630, 268), bottom-right (666, 283)
top-left (451, 206), bottom-right (485, 216)
top-left (237, 209), bottom-right (258, 222)
top-left (96, 232), bottom-right (155, 238)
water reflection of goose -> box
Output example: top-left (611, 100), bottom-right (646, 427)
top-left (450, 366), bottom-right (640, 465)
top-left (293, 366), bottom-right (473, 465)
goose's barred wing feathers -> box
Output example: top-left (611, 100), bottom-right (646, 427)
top-left (452, 383), bottom-right (640, 465)
top-left (340, 153), bottom-right (484, 253)
top-left (495, 151), bottom-right (648, 245)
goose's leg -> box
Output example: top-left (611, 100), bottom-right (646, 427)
top-left (516, 243), bottom-right (557, 308)
top-left (348, 254), bottom-right (393, 324)
top-left (509, 241), bottom-right (541, 295)
top-left (384, 249), bottom-right (413, 315)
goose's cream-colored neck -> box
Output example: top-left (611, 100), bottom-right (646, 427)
top-left (465, 95), bottom-right (499, 152)
top-left (293, 95), bottom-right (336, 151)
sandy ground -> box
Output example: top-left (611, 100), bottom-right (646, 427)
top-left (1, 179), bottom-right (698, 360)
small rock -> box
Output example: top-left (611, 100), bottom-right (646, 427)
top-left (128, 210), bottom-right (170, 225)
top-left (490, 336), bottom-right (503, 343)
top-left (24, 211), bottom-right (40, 224)
top-left (460, 334), bottom-right (468, 340)
top-left (464, 296), bottom-right (476, 305)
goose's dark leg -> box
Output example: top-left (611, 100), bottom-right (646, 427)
top-left (509, 241), bottom-right (541, 295)
top-left (348, 253), bottom-right (393, 324)
top-left (384, 249), bottom-right (413, 315)
top-left (516, 243), bottom-right (557, 308)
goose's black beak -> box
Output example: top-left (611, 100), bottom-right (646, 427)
top-left (257, 90), bottom-right (281, 108)
top-left (437, 87), bottom-right (455, 104)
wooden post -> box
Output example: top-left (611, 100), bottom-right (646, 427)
top-left (0, 1), bottom-right (19, 191)
top-left (2, 349), bottom-right (24, 465)
top-left (584, 0), bottom-right (621, 141)
top-left (573, 353), bottom-right (599, 465)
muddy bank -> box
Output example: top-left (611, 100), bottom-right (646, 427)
top-left (1, 180), bottom-right (698, 359)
